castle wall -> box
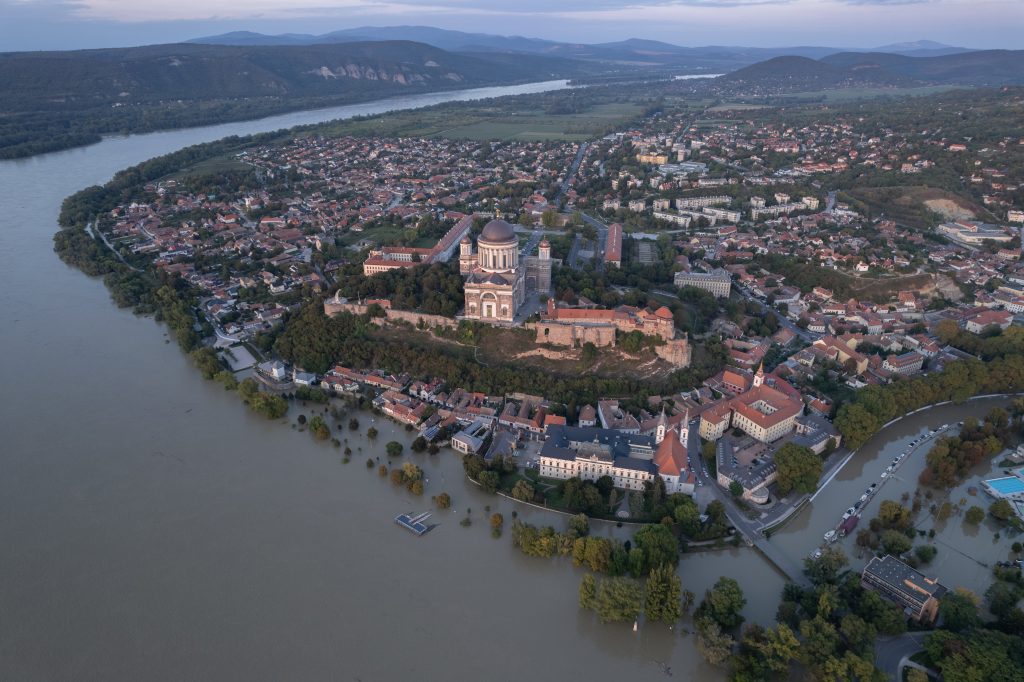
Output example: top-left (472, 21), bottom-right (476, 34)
top-left (324, 300), bottom-right (458, 330)
top-left (655, 338), bottom-right (691, 368)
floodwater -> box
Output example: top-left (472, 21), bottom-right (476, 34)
top-left (0, 78), bottom-right (1010, 680)
top-left (771, 397), bottom-right (1020, 597)
top-left (0, 80), bottom-right (745, 681)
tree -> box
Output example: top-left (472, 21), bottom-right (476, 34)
top-left (583, 536), bottom-right (613, 573)
top-left (366, 426), bottom-right (379, 439)
top-left (906, 669), bottom-right (928, 682)
top-left (878, 500), bottom-right (911, 529)
top-left (673, 496), bottom-right (701, 537)
top-left (925, 628), bottom-right (1024, 682)
top-left (839, 614), bottom-right (876, 656)
top-left (990, 498), bottom-right (1014, 521)
top-left (804, 546), bottom-right (849, 585)
top-left (348, 417), bottom-right (360, 430)
top-left (633, 523), bottom-right (679, 573)
top-left (386, 441), bottom-right (403, 457)
top-left (739, 623), bottom-right (800, 678)
top-left (798, 615), bottom-right (839, 666)
top-left (490, 513), bottom-right (504, 530)
top-left (581, 341), bottom-right (598, 366)
top-left (433, 492), bottom-right (452, 509)
top-left (410, 435), bottom-right (428, 452)
top-left (835, 403), bottom-right (880, 450)
top-left (881, 529), bottom-right (912, 556)
top-left (579, 573), bottom-right (597, 610)
top-left (729, 481), bottom-right (743, 497)
top-left (401, 462), bottom-right (423, 482)
top-left (938, 588), bottom-right (980, 632)
top-left (511, 479), bottom-right (535, 502)
top-left (478, 470), bottom-right (500, 494)
top-left (698, 576), bottom-right (746, 631)
top-left (695, 617), bottom-right (734, 666)
top-left (914, 544), bottom-right (938, 564)
top-left (644, 564), bottom-right (682, 624)
top-left (593, 576), bottom-right (643, 623)
top-left (774, 442), bottom-right (822, 496)
top-left (965, 505), bottom-right (985, 524)
top-left (567, 513), bottom-right (590, 537)
top-left (308, 415), bottom-right (330, 440)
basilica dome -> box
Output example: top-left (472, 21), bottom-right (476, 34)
top-left (479, 219), bottom-right (516, 244)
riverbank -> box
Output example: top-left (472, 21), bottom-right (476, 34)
top-left (0, 77), bottom-right (577, 160)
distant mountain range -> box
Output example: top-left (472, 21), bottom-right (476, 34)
top-left (722, 50), bottom-right (1024, 89)
top-left (188, 26), bottom-right (974, 72)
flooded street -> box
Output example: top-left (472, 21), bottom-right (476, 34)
top-left (772, 397), bottom-right (1019, 597)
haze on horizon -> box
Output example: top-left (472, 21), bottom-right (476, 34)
top-left (1, 0), bottom-right (1021, 52)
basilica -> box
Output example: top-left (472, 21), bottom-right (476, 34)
top-left (459, 219), bottom-right (551, 323)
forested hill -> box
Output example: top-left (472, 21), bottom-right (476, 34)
top-left (0, 41), bottom-right (585, 106)
top-left (722, 50), bottom-right (1024, 90)
top-left (0, 41), bottom-right (593, 159)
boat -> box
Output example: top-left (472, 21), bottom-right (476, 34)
top-left (824, 529), bottom-right (837, 543)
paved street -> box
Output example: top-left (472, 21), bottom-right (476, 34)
top-left (875, 632), bottom-right (930, 681)
top-left (553, 141), bottom-right (589, 205)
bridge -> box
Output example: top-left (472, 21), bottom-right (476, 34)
top-left (750, 537), bottom-right (810, 587)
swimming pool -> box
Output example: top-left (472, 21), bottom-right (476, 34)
top-left (985, 477), bottom-right (1024, 496)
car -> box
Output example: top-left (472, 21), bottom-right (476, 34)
top-left (860, 494), bottom-right (868, 502)
top-left (881, 471), bottom-right (889, 479)
top-left (886, 466), bottom-right (894, 473)
top-left (854, 501), bottom-right (863, 510)
top-left (846, 507), bottom-right (856, 515)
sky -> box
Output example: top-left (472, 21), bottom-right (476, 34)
top-left (1, 0), bottom-right (1021, 52)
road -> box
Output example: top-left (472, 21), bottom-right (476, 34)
top-left (519, 229), bottom-right (544, 260)
top-left (684, 417), bottom-right (809, 586)
top-left (825, 190), bottom-right (837, 213)
top-left (86, 219), bottom-right (143, 273)
top-left (553, 142), bottom-right (589, 206)
top-left (875, 633), bottom-right (930, 681)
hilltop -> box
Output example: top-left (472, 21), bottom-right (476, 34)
top-left (722, 50), bottom-right (1024, 90)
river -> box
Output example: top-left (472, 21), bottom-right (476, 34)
top-left (0, 79), bottom-right (749, 681)
top-left (0, 79), bottom-right (1010, 681)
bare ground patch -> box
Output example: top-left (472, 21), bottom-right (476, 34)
top-left (924, 198), bottom-right (975, 221)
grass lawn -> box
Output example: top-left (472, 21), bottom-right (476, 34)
top-left (338, 223), bottom-right (409, 247)
top-left (784, 85), bottom-right (964, 103)
top-left (313, 101), bottom-right (644, 143)
top-left (167, 156), bottom-right (252, 180)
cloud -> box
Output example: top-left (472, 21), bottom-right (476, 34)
top-left (7, 0), bottom-right (796, 24)
top-left (839, 0), bottom-right (935, 5)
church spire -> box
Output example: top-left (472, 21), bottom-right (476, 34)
top-left (753, 361), bottom-right (765, 388)
top-left (655, 405), bottom-right (668, 444)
